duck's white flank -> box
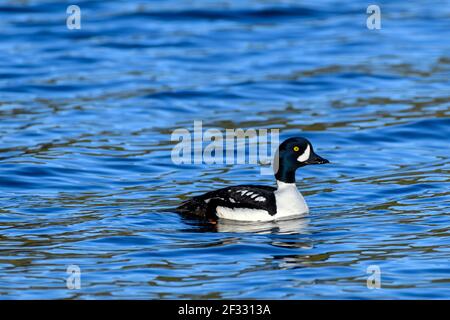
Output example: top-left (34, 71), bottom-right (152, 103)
top-left (216, 207), bottom-right (273, 221)
top-left (216, 180), bottom-right (309, 222)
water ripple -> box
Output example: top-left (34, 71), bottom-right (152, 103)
top-left (0, 0), bottom-right (449, 299)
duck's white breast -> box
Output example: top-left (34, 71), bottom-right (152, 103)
top-left (273, 181), bottom-right (309, 218)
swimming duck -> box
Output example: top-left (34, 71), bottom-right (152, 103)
top-left (176, 137), bottom-right (329, 222)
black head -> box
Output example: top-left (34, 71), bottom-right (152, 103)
top-left (274, 137), bottom-right (329, 183)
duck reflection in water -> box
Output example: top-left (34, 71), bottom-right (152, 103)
top-left (182, 216), bottom-right (310, 235)
top-left (216, 216), bottom-right (310, 234)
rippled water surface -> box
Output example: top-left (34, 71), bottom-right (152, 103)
top-left (1, 0), bottom-right (450, 299)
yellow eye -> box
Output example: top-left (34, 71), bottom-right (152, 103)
top-left (293, 146), bottom-right (300, 152)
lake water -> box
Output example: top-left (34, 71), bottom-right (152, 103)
top-left (0, 0), bottom-right (449, 299)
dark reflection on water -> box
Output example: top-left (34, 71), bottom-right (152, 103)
top-left (0, 0), bottom-right (450, 299)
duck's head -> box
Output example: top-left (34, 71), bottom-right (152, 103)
top-left (274, 137), bottom-right (329, 183)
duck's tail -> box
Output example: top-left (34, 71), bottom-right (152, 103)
top-left (175, 197), bottom-right (210, 218)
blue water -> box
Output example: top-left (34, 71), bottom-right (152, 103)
top-left (0, 0), bottom-right (449, 299)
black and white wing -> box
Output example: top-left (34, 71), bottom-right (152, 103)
top-left (176, 185), bottom-right (276, 218)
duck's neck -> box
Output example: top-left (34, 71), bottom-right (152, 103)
top-left (274, 165), bottom-right (297, 184)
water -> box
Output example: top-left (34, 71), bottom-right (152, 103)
top-left (0, 0), bottom-right (449, 299)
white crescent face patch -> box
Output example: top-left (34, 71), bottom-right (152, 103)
top-left (297, 144), bottom-right (311, 162)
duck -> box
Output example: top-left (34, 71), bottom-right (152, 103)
top-left (176, 137), bottom-right (329, 222)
